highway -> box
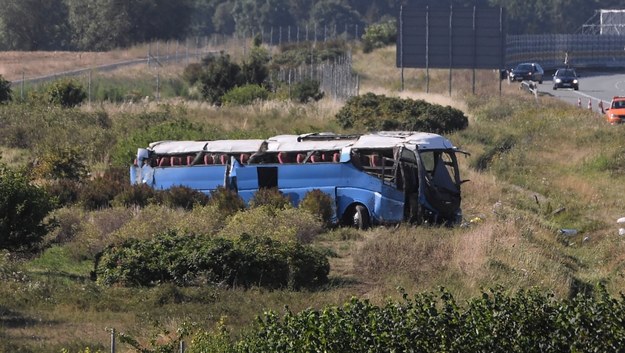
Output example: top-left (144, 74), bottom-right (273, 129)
top-left (530, 70), bottom-right (625, 110)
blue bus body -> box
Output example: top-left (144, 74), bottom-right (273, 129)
top-left (130, 132), bottom-right (467, 228)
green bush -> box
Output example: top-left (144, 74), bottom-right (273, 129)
top-left (183, 62), bottom-right (204, 85)
top-left (336, 93), bottom-right (469, 134)
top-left (112, 183), bottom-right (158, 208)
top-left (160, 186), bottom-right (210, 210)
top-left (79, 167), bottom-right (127, 210)
top-left (44, 179), bottom-right (83, 207)
top-left (0, 165), bottom-right (56, 251)
top-left (221, 84), bottom-right (269, 106)
top-left (299, 189), bottom-right (335, 228)
top-left (218, 206), bottom-right (324, 244)
top-left (0, 75), bottom-right (12, 104)
top-left (94, 231), bottom-right (330, 289)
top-left (46, 79), bottom-right (87, 108)
top-left (208, 187), bottom-right (246, 217)
top-left (32, 146), bottom-right (88, 181)
top-left (198, 52), bottom-right (243, 105)
top-left (249, 187), bottom-right (291, 210)
top-left (290, 79), bottom-right (324, 103)
top-left (362, 19), bottom-right (397, 53)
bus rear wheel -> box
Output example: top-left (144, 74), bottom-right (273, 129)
top-left (347, 204), bottom-right (370, 230)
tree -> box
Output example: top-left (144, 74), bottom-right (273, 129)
top-left (232, 0), bottom-right (295, 35)
top-left (0, 75), bottom-right (11, 104)
top-left (66, 0), bottom-right (134, 50)
top-left (309, 0), bottom-right (364, 37)
top-left (0, 165), bottom-right (56, 252)
top-left (0, 0), bottom-right (71, 50)
top-left (198, 53), bottom-right (243, 105)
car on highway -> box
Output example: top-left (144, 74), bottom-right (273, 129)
top-left (509, 62), bottom-right (544, 83)
top-left (604, 96), bottom-right (625, 125)
top-left (552, 68), bottom-right (579, 90)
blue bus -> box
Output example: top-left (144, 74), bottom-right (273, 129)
top-left (130, 131), bottom-right (468, 228)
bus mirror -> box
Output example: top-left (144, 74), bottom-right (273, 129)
top-left (137, 148), bottom-right (149, 161)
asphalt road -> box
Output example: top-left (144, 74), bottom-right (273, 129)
top-left (526, 70), bottom-right (625, 112)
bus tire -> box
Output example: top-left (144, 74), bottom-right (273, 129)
top-left (349, 204), bottom-right (370, 230)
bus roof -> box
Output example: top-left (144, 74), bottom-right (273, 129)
top-left (148, 139), bottom-right (266, 155)
top-left (145, 132), bottom-right (456, 155)
top-left (351, 132), bottom-right (455, 150)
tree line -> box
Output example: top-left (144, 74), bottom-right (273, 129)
top-left (0, 0), bottom-right (620, 51)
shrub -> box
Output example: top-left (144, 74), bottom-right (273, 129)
top-left (290, 79), bottom-right (324, 103)
top-left (241, 46), bottom-right (270, 86)
top-left (208, 187), bottom-right (246, 217)
top-left (0, 75), bottom-right (12, 104)
top-left (112, 183), bottom-right (158, 208)
top-left (221, 84), bottom-right (269, 106)
top-left (79, 167), bottom-right (127, 210)
top-left (182, 62), bottom-right (204, 85)
top-left (159, 186), bottom-right (210, 210)
top-left (249, 187), bottom-right (291, 210)
top-left (299, 189), bottom-right (335, 228)
top-left (199, 52), bottom-right (243, 105)
top-left (362, 19), bottom-right (397, 53)
top-left (218, 206), bottom-right (324, 244)
top-left (32, 146), bottom-right (88, 181)
top-left (336, 93), bottom-right (469, 134)
top-left (46, 79), bottom-right (87, 108)
top-left (0, 165), bottom-right (56, 252)
top-left (94, 232), bottom-right (330, 289)
top-left (44, 179), bottom-right (83, 207)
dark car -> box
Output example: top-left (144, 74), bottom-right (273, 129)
top-left (508, 62), bottom-right (544, 83)
top-left (552, 68), bottom-right (579, 90)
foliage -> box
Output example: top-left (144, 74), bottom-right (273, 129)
top-left (271, 40), bottom-right (348, 68)
top-left (46, 79), bottom-right (87, 108)
top-left (183, 62), bottom-right (204, 85)
top-left (44, 179), bottom-right (83, 207)
top-left (0, 164), bottom-right (56, 251)
top-left (234, 285), bottom-right (625, 352)
top-left (112, 183), bottom-right (158, 208)
top-left (241, 46), bottom-right (271, 86)
top-left (362, 19), bottom-right (397, 53)
top-left (221, 84), bottom-right (270, 106)
top-left (94, 231), bottom-right (330, 289)
top-left (290, 79), bottom-right (324, 103)
top-left (248, 187), bottom-right (291, 210)
top-left (336, 93), bottom-right (469, 133)
top-left (218, 206), bottom-right (324, 244)
top-left (32, 146), bottom-right (88, 181)
top-left (78, 167), bottom-right (127, 210)
top-left (0, 75), bottom-right (12, 103)
top-left (198, 52), bottom-right (243, 105)
top-left (298, 189), bottom-right (335, 228)
top-left (207, 187), bottom-right (246, 217)
top-left (159, 185), bottom-right (210, 210)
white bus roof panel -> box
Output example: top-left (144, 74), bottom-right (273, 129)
top-left (149, 140), bottom-right (265, 155)
top-left (351, 132), bottom-right (455, 150)
top-left (266, 134), bottom-right (356, 152)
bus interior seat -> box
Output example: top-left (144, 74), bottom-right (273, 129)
top-left (311, 154), bottom-right (321, 163)
top-left (204, 154), bottom-right (214, 165)
top-left (296, 153), bottom-right (306, 163)
top-left (278, 152), bottom-right (290, 164)
top-left (240, 153), bottom-right (250, 164)
top-left (333, 152), bottom-right (340, 163)
top-left (171, 156), bottom-right (182, 166)
top-left (220, 154), bottom-right (228, 164)
top-left (158, 157), bottom-right (170, 167)
top-left (187, 156), bottom-right (194, 165)
top-left (369, 154), bottom-right (381, 167)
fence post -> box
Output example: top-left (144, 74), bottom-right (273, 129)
top-left (179, 340), bottom-right (185, 353)
top-left (110, 328), bottom-right (116, 353)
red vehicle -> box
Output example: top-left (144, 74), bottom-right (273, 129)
top-left (604, 96), bottom-right (625, 125)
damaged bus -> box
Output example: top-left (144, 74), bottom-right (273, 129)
top-left (130, 131), bottom-right (468, 228)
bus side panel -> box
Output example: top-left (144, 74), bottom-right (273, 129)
top-left (336, 187), bottom-right (404, 225)
top-left (152, 165), bottom-right (226, 193)
top-left (234, 166), bottom-right (262, 204)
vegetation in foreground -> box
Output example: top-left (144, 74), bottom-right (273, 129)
top-left (1, 43), bottom-right (625, 352)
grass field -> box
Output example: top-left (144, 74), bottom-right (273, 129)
top-left (2, 40), bottom-right (625, 352)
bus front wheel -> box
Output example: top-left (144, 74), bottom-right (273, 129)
top-left (346, 204), bottom-right (370, 230)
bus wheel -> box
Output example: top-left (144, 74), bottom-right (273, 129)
top-left (350, 205), bottom-right (370, 230)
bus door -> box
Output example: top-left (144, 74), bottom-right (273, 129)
top-left (228, 159), bottom-right (278, 204)
top-left (396, 146), bottom-right (422, 224)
